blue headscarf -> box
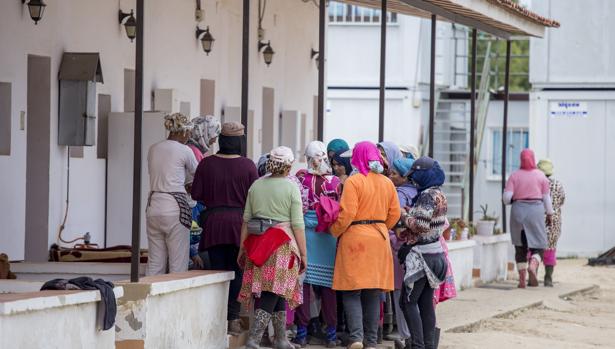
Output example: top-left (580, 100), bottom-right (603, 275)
top-left (332, 149), bottom-right (352, 176)
top-left (392, 158), bottom-right (414, 177)
top-left (378, 141), bottom-right (403, 166)
top-left (409, 156), bottom-right (445, 193)
top-left (327, 139), bottom-right (349, 156)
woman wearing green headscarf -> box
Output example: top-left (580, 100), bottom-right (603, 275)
top-left (326, 139), bottom-right (349, 163)
top-left (537, 159), bottom-right (566, 287)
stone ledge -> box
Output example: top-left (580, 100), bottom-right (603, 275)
top-left (0, 286), bottom-right (124, 315)
top-left (116, 270), bottom-right (234, 296)
top-left (448, 239), bottom-right (477, 250)
top-left (472, 234), bottom-right (511, 245)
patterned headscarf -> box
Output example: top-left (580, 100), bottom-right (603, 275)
top-left (266, 146), bottom-right (295, 175)
top-left (189, 115), bottom-right (221, 153)
top-left (257, 154), bottom-right (270, 177)
top-left (164, 113), bottom-right (193, 133)
top-left (305, 141), bottom-right (332, 175)
top-left (537, 159), bottom-right (553, 177)
top-left (351, 141), bottom-right (383, 176)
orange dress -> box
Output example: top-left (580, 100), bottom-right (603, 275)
top-left (330, 172), bottom-right (401, 291)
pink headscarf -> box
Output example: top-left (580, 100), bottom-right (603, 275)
top-left (351, 141), bottom-right (383, 176)
top-left (520, 148), bottom-right (537, 170)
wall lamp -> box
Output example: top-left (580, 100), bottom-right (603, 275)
top-left (118, 9), bottom-right (137, 42)
top-left (258, 41), bottom-right (275, 67)
top-left (196, 26), bottom-right (215, 55)
top-left (22, 0), bottom-right (47, 25)
top-left (311, 49), bottom-right (321, 69)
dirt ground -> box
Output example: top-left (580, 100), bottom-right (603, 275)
top-left (441, 259), bottom-right (615, 349)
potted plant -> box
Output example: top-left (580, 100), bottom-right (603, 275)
top-left (476, 204), bottom-right (498, 236)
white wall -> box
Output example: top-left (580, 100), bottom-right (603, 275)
top-left (0, 0), bottom-right (318, 259)
top-left (530, 0), bottom-right (615, 88)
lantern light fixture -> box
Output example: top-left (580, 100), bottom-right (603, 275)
top-left (118, 9), bottom-right (137, 42)
top-left (311, 48), bottom-right (320, 69)
top-left (196, 26), bottom-right (215, 55)
top-left (22, 0), bottom-right (47, 25)
top-left (258, 41), bottom-right (275, 67)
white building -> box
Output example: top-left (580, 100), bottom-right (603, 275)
top-left (528, 0), bottom-right (615, 256)
top-left (0, 0), bottom-right (320, 261)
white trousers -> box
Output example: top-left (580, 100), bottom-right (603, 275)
top-left (146, 215), bottom-right (189, 276)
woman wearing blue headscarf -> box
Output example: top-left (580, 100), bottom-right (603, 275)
top-left (378, 141), bottom-right (403, 176)
top-left (326, 139), bottom-right (349, 162)
top-left (388, 157), bottom-right (417, 348)
top-left (397, 157), bottom-right (448, 349)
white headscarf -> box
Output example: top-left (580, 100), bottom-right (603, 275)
top-left (190, 115), bottom-right (221, 153)
top-left (305, 141), bottom-right (332, 175)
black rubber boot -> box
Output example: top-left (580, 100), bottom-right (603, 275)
top-left (433, 327), bottom-right (441, 349)
top-left (544, 266), bottom-right (554, 287)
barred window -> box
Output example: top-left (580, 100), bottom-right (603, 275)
top-left (328, 1), bottom-right (398, 24)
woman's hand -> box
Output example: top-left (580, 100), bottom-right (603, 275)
top-left (236, 248), bottom-right (245, 269)
top-left (191, 255), bottom-right (204, 269)
top-left (546, 214), bottom-right (554, 227)
top-left (299, 254), bottom-right (307, 274)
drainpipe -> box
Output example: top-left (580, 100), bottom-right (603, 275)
top-left (428, 14), bottom-right (436, 157)
top-left (130, 0), bottom-right (144, 283)
top-left (501, 40), bottom-right (511, 233)
top-left (469, 28), bottom-right (477, 223)
top-left (378, 0), bottom-right (387, 142)
top-left (317, 0), bottom-right (325, 140)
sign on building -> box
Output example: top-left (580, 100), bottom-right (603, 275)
top-left (549, 101), bottom-right (588, 118)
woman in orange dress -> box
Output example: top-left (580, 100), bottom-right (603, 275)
top-left (331, 141), bottom-right (401, 349)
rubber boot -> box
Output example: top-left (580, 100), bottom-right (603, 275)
top-left (434, 327), bottom-right (441, 349)
top-left (544, 266), bottom-right (554, 287)
top-left (518, 269), bottom-right (527, 289)
top-left (272, 311), bottom-right (298, 349)
top-left (394, 338), bottom-right (410, 349)
top-left (246, 309), bottom-right (271, 349)
top-left (528, 255), bottom-right (541, 287)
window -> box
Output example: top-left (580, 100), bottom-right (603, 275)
top-left (491, 128), bottom-right (529, 177)
top-left (328, 1), bottom-right (397, 24)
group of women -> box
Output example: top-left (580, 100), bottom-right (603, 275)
top-left (146, 112), bottom-right (564, 349)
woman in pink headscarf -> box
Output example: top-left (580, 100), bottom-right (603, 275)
top-left (503, 149), bottom-right (553, 288)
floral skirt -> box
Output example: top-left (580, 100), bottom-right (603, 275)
top-left (239, 242), bottom-right (303, 309)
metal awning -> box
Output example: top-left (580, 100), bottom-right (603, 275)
top-left (336, 0), bottom-right (559, 38)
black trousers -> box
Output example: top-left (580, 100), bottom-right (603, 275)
top-left (259, 291), bottom-right (286, 314)
top-left (207, 244), bottom-right (243, 320)
top-left (514, 230), bottom-right (544, 264)
top-left (400, 277), bottom-right (436, 349)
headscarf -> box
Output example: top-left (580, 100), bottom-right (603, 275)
top-left (257, 154), bottom-right (270, 177)
top-left (164, 113), bottom-right (193, 133)
top-left (189, 115), bottom-right (221, 153)
top-left (218, 122), bottom-right (245, 155)
top-left (305, 141), bottom-right (332, 175)
top-left (327, 139), bottom-right (349, 155)
top-left (266, 146), bottom-right (295, 175)
top-left (332, 150), bottom-right (352, 176)
top-left (392, 158), bottom-right (415, 177)
top-left (350, 141), bottom-right (384, 176)
top-left (520, 148), bottom-right (537, 170)
top-left (408, 156), bottom-right (445, 193)
top-left (399, 144), bottom-right (420, 160)
top-left (537, 159), bottom-right (553, 177)
top-left (378, 141), bottom-right (403, 166)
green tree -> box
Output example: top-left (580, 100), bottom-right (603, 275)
top-left (471, 35), bottom-right (530, 92)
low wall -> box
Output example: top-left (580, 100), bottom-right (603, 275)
top-left (447, 240), bottom-right (477, 291)
top-left (115, 270), bottom-right (234, 349)
top-left (472, 234), bottom-right (511, 283)
top-left (0, 284), bottom-right (123, 349)
top-left (11, 262), bottom-right (146, 281)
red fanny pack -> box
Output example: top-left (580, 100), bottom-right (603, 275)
top-left (243, 227), bottom-right (291, 267)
